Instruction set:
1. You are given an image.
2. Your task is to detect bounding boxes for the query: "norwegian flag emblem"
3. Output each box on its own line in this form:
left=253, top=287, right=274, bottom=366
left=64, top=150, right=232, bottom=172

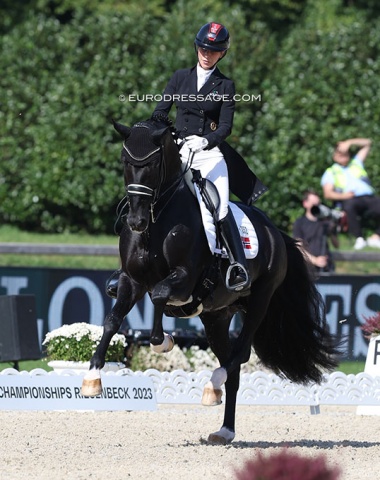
left=208, top=23, right=223, bottom=41
left=241, top=236, right=251, bottom=250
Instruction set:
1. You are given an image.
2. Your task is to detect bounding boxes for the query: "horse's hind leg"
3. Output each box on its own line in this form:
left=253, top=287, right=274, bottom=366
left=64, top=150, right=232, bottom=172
left=200, top=309, right=238, bottom=444
left=222, top=278, right=280, bottom=376
left=200, top=279, right=282, bottom=444
left=208, top=367, right=241, bottom=445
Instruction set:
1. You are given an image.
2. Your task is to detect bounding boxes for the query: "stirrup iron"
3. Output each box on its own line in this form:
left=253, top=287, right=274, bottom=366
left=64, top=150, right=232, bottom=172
left=225, top=262, right=250, bottom=292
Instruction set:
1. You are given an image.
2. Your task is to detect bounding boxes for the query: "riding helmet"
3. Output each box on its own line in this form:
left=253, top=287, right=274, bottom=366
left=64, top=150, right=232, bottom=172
left=194, top=22, right=230, bottom=52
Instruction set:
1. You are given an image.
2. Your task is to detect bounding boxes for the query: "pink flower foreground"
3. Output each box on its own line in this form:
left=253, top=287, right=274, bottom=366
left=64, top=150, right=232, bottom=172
left=361, top=311, right=380, bottom=339
left=235, top=449, right=341, bottom=480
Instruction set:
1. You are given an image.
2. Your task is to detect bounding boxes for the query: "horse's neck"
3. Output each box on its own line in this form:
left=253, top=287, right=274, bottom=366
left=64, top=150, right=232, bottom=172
left=162, top=155, right=183, bottom=187
left=162, top=137, right=183, bottom=180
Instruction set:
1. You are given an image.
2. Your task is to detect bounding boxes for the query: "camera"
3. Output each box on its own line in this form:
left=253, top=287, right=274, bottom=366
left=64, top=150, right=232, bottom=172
left=310, top=204, right=345, bottom=222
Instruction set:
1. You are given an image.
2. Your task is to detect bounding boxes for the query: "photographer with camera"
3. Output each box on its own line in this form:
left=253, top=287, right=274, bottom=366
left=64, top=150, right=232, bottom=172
left=321, top=137, right=380, bottom=250
left=293, top=189, right=337, bottom=273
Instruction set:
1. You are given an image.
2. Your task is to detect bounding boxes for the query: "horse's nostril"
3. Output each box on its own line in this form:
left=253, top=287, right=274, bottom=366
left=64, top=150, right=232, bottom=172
left=128, top=217, right=148, bottom=233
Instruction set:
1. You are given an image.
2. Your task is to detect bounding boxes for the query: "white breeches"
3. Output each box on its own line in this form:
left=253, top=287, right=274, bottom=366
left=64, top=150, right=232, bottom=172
left=180, top=143, right=229, bottom=221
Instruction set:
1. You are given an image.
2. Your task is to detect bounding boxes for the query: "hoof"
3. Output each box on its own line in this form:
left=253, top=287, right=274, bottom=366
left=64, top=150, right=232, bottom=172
left=81, top=378, right=102, bottom=397
left=150, top=333, right=174, bottom=353
left=201, top=381, right=222, bottom=406
left=207, top=427, right=235, bottom=445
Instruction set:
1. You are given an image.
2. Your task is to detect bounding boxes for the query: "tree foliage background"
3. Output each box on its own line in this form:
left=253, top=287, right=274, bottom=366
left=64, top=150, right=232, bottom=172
left=1, top=0, right=380, bottom=233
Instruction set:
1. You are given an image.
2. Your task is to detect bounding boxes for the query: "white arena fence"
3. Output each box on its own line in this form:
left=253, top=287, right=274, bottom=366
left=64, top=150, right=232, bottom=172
left=1, top=369, right=380, bottom=414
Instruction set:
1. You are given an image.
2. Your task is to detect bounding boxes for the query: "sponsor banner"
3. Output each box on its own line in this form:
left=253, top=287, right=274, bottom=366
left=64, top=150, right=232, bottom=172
left=357, top=336, right=380, bottom=415
left=0, top=373, right=156, bottom=411
left=0, top=267, right=379, bottom=360
left=316, top=275, right=380, bottom=360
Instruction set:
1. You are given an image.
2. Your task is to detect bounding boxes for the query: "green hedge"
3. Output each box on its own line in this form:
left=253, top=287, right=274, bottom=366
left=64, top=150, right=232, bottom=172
left=1, top=2, right=379, bottom=233
left=252, top=10, right=380, bottom=229
left=0, top=5, right=274, bottom=232
left=0, top=12, right=159, bottom=232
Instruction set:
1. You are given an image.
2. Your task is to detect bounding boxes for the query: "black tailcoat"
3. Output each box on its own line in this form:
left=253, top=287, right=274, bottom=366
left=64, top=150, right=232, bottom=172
left=154, top=66, right=267, bottom=204
left=154, top=66, right=234, bottom=149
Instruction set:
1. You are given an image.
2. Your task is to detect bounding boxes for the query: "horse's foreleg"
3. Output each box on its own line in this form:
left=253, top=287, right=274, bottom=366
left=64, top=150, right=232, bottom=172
left=81, top=277, right=144, bottom=397
left=149, top=302, right=175, bottom=353
left=81, top=308, right=126, bottom=396
left=150, top=332, right=174, bottom=353
left=150, top=266, right=192, bottom=353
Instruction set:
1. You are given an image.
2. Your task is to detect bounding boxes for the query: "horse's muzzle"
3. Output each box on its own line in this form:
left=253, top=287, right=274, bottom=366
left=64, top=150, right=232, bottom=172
left=127, top=216, right=149, bottom=233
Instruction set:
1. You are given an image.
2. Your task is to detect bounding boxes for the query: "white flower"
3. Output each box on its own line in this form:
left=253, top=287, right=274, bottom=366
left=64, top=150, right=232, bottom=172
left=43, top=323, right=126, bottom=347
left=43, top=322, right=127, bottom=362
left=131, top=344, right=260, bottom=373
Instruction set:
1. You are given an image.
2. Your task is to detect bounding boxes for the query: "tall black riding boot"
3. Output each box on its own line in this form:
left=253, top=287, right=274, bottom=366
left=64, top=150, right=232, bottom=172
left=218, top=207, right=251, bottom=293
left=105, top=269, right=122, bottom=299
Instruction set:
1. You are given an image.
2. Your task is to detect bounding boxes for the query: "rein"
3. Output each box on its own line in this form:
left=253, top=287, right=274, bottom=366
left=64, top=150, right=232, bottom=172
left=148, top=145, right=195, bottom=223
left=149, top=174, right=183, bottom=223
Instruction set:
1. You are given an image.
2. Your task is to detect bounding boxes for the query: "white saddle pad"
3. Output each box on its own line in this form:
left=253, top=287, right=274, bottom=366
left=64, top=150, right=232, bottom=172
left=195, top=186, right=259, bottom=259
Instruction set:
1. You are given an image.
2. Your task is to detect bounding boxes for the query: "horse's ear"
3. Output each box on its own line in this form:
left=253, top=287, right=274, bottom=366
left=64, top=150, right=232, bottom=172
left=112, top=119, right=131, bottom=139
left=151, top=127, right=170, bottom=146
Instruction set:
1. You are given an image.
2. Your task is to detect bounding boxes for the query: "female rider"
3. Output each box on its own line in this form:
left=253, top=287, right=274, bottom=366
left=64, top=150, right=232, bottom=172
left=152, top=22, right=250, bottom=292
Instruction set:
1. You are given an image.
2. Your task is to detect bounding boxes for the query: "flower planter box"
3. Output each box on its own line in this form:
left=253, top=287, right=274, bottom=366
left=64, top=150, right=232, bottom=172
left=48, top=360, right=124, bottom=374
left=42, top=322, right=126, bottom=366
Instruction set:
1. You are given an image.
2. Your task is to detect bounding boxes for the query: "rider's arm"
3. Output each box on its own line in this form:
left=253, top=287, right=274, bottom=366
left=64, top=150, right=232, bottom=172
left=204, top=79, right=235, bottom=149
left=152, top=71, right=179, bottom=117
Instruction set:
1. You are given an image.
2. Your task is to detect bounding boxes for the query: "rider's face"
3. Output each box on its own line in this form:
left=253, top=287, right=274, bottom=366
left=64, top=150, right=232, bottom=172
left=197, top=47, right=223, bottom=70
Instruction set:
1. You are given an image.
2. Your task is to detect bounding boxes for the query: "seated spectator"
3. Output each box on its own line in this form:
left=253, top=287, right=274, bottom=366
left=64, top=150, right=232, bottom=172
left=321, top=137, right=380, bottom=250
left=293, top=189, right=336, bottom=273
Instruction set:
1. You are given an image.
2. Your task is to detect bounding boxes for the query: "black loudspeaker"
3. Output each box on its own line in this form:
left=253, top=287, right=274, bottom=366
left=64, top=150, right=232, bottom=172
left=0, top=295, right=41, bottom=362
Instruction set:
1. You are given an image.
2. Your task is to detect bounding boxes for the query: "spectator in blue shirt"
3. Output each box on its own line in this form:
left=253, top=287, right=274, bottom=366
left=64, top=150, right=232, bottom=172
left=321, top=138, right=380, bottom=250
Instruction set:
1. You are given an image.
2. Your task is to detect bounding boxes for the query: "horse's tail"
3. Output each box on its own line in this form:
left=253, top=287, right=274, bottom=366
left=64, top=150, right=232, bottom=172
left=252, top=232, right=341, bottom=384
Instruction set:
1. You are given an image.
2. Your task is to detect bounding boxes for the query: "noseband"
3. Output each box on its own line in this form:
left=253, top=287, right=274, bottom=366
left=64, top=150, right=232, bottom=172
left=126, top=183, right=155, bottom=198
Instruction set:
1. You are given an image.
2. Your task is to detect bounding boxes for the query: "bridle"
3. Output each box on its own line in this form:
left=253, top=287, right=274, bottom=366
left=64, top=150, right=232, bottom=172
left=120, top=129, right=190, bottom=225
left=126, top=183, right=155, bottom=198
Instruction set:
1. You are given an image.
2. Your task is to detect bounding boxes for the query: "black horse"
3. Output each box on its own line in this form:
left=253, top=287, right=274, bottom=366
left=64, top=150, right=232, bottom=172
left=81, top=117, right=339, bottom=444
